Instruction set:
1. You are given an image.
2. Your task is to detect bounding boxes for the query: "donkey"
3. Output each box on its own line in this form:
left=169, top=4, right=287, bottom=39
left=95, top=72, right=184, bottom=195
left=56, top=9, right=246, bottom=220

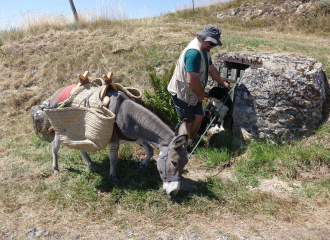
left=36, top=85, right=189, bottom=198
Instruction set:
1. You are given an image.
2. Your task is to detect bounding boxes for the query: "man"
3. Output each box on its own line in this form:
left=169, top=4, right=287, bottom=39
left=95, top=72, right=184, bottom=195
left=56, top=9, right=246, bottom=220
left=167, top=24, right=230, bottom=147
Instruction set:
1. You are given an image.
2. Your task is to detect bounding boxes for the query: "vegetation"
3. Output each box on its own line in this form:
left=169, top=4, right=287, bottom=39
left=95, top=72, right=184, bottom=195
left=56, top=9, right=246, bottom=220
left=0, top=0, right=329, bottom=238
left=144, top=65, right=179, bottom=126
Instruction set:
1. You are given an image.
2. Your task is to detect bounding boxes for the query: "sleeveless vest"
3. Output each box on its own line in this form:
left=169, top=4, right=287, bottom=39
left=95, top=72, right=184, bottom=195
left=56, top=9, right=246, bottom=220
left=168, top=38, right=211, bottom=106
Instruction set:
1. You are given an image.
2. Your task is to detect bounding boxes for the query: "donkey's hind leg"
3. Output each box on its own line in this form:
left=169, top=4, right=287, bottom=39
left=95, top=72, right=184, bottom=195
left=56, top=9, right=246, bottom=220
left=80, top=152, right=97, bottom=171
left=51, top=134, right=61, bottom=174
left=135, top=139, right=154, bottom=169
left=109, top=136, right=119, bottom=184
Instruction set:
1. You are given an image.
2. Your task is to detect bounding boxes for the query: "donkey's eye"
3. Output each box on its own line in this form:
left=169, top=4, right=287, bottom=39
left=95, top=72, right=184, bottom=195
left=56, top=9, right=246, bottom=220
left=171, top=161, right=178, bottom=167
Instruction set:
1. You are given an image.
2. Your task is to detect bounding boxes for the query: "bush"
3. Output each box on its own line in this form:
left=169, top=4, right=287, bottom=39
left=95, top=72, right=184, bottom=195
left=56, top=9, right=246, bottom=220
left=144, top=65, right=179, bottom=127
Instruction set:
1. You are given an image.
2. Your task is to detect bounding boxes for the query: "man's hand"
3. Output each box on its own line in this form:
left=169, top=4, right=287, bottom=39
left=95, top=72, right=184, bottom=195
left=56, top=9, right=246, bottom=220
left=209, top=64, right=231, bottom=92
left=223, top=81, right=231, bottom=92
left=187, top=72, right=206, bottom=102
left=198, top=92, right=206, bottom=103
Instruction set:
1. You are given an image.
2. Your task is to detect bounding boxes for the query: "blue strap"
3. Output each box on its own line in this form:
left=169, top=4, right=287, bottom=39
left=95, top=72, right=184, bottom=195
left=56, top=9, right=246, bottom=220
left=159, top=136, right=183, bottom=182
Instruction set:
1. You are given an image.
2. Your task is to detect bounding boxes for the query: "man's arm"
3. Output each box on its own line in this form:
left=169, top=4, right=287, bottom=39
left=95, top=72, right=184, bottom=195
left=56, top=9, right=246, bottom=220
left=187, top=72, right=206, bottom=103
left=209, top=64, right=231, bottom=91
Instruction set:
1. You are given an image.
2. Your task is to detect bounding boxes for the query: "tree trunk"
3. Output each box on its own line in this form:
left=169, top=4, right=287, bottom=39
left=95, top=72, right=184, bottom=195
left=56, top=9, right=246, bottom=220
left=68, top=0, right=79, bottom=23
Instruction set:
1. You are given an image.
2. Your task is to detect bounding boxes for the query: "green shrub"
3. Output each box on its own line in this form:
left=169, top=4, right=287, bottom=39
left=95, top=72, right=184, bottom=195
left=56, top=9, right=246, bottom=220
left=144, top=65, right=179, bottom=127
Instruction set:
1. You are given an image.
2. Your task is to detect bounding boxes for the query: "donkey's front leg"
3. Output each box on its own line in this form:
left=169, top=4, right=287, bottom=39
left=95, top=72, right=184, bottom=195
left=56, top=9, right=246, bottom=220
left=135, top=139, right=154, bottom=168
left=109, top=137, right=119, bottom=184
left=79, top=152, right=97, bottom=171
left=51, top=134, right=61, bottom=174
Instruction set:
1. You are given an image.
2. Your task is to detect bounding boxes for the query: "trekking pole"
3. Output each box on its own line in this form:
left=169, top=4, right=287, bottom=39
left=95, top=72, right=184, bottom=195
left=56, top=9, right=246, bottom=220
left=188, top=78, right=241, bottom=159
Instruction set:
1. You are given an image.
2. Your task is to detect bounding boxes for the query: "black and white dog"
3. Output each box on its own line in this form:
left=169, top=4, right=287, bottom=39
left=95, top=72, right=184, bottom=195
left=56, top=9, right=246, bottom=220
left=198, top=87, right=232, bottom=135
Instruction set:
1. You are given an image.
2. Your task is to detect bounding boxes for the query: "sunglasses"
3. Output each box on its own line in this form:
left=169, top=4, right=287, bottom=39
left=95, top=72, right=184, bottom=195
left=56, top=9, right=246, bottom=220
left=209, top=42, right=217, bottom=47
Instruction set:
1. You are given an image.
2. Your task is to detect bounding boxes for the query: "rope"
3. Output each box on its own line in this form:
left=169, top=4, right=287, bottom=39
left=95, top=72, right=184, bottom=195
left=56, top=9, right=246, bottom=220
left=188, top=79, right=241, bottom=159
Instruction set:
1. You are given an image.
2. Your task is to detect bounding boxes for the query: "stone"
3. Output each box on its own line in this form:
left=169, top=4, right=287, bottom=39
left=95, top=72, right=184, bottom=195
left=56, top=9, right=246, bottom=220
left=126, top=229, right=134, bottom=236
left=27, top=228, right=36, bottom=237
left=296, top=4, right=307, bottom=15
left=214, top=52, right=328, bottom=143
left=194, top=231, right=200, bottom=238
left=35, top=229, right=46, bottom=237
left=220, top=234, right=228, bottom=239
left=214, top=0, right=318, bottom=23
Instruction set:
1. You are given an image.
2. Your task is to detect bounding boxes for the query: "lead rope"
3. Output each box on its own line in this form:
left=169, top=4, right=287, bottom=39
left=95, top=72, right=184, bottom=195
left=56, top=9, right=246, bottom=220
left=188, top=79, right=241, bottom=159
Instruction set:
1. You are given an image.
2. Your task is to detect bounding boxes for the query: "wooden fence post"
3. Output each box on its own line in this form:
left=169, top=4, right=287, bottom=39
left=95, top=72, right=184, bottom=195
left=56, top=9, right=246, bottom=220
left=69, top=0, right=79, bottom=23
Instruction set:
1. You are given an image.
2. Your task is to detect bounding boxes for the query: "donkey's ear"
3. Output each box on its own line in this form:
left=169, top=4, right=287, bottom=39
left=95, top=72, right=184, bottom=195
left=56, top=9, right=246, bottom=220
left=172, top=135, right=188, bottom=149
left=177, top=118, right=188, bottom=136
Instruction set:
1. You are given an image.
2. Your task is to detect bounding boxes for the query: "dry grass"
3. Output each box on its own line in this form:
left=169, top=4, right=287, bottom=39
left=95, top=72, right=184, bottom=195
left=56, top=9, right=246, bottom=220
left=0, top=0, right=330, bottom=238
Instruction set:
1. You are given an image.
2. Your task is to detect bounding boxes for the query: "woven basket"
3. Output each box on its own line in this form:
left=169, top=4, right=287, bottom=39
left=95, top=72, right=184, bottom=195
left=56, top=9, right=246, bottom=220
left=114, top=83, right=142, bottom=101
left=44, top=82, right=115, bottom=152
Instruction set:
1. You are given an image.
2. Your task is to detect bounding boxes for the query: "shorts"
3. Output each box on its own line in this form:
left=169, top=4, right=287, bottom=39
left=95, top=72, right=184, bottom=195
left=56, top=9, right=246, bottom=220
left=171, top=94, right=203, bottom=123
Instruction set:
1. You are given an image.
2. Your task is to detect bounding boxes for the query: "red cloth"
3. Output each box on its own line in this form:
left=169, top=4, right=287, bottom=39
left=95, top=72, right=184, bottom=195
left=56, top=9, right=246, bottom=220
left=58, top=84, right=77, bottom=103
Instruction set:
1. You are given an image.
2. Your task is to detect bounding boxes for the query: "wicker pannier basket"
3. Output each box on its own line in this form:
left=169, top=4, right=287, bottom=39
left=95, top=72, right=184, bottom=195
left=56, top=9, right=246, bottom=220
left=44, top=82, right=115, bottom=152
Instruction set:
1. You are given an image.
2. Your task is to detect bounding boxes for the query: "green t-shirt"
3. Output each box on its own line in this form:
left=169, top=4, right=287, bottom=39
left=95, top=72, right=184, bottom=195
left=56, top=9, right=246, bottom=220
left=184, top=49, right=212, bottom=88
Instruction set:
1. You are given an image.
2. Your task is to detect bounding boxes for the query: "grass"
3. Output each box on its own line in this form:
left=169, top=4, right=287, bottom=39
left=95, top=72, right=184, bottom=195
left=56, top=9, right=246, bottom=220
left=236, top=140, right=330, bottom=181
left=0, top=0, right=330, bottom=237
left=0, top=137, right=283, bottom=222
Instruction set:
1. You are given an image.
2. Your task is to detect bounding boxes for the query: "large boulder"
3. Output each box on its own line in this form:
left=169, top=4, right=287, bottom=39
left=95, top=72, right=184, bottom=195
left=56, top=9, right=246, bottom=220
left=213, top=52, right=328, bottom=143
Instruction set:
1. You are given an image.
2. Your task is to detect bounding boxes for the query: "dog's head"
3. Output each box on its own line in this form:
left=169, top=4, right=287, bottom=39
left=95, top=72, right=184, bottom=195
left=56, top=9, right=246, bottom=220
left=206, top=87, right=228, bottom=101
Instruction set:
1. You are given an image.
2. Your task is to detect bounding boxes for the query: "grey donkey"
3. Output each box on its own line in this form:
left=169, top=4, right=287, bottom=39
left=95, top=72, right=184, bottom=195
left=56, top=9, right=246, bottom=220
left=31, top=88, right=189, bottom=198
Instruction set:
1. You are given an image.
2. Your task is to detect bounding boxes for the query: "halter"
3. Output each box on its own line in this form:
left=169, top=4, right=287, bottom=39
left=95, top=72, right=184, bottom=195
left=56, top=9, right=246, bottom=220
left=158, top=136, right=183, bottom=182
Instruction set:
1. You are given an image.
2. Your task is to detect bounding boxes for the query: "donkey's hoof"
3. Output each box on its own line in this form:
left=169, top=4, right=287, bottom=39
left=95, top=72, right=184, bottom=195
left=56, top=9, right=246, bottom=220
left=88, top=164, right=97, bottom=171
left=134, top=161, right=146, bottom=169
left=53, top=170, right=59, bottom=175
left=109, top=176, right=119, bottom=184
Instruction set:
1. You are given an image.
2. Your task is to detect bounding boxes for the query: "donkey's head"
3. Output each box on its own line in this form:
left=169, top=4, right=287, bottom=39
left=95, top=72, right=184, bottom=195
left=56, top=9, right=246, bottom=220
left=157, top=120, right=188, bottom=199
left=30, top=99, right=55, bottom=143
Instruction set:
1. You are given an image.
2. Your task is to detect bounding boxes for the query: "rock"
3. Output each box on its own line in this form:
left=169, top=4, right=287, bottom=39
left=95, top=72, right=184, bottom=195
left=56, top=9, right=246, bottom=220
left=35, top=229, right=47, bottom=237
left=215, top=0, right=318, bottom=22
left=214, top=52, right=328, bottom=143
left=194, top=231, right=200, bottom=238
left=228, top=9, right=236, bottom=16
left=220, top=234, right=228, bottom=239
left=126, top=229, right=134, bottom=236
left=27, top=228, right=36, bottom=237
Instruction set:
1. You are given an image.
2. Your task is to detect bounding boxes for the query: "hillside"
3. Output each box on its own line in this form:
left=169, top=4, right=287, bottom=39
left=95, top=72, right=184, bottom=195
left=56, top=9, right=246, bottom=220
left=0, top=0, right=330, bottom=239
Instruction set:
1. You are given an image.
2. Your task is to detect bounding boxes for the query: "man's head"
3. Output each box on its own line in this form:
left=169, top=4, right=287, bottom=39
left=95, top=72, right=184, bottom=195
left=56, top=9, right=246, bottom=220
left=196, top=24, right=222, bottom=52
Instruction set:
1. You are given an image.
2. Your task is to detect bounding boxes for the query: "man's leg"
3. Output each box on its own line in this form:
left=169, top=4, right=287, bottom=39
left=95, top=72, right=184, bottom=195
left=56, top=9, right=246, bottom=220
left=171, top=94, right=203, bottom=138
left=187, top=114, right=203, bottom=139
